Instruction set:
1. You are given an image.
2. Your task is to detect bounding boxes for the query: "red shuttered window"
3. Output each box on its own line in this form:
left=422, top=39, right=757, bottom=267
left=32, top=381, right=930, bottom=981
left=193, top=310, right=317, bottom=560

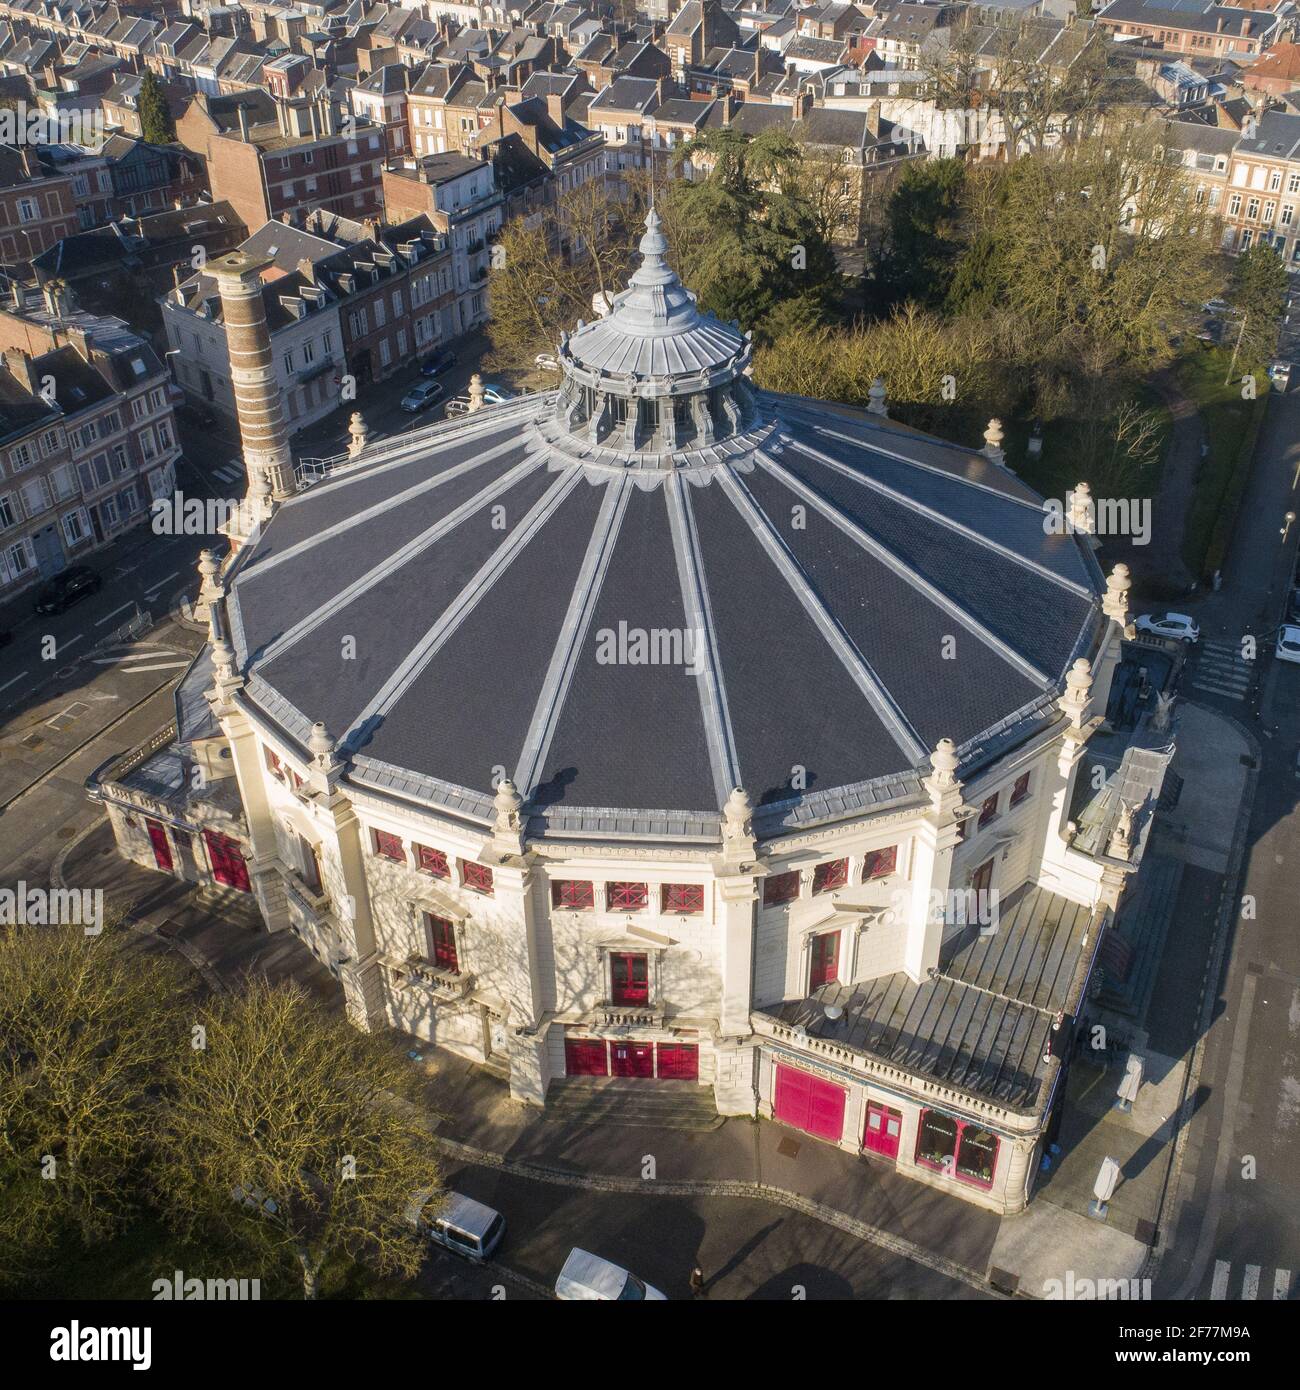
left=460, top=860, right=494, bottom=895
left=977, top=793, right=999, bottom=829
left=1010, top=772, right=1031, bottom=807
left=424, top=913, right=458, bottom=972
left=552, top=879, right=594, bottom=910
left=862, top=845, right=897, bottom=881
left=263, top=746, right=283, bottom=780
left=812, top=858, right=848, bottom=894
left=662, top=882, right=704, bottom=915
left=606, top=881, right=648, bottom=912
left=415, top=844, right=450, bottom=877
left=373, top=829, right=404, bottom=862
left=763, top=870, right=801, bottom=906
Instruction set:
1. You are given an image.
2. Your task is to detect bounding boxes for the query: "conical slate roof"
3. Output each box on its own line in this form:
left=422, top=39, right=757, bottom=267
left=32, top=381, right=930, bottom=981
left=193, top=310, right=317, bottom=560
left=226, top=221, right=1103, bottom=836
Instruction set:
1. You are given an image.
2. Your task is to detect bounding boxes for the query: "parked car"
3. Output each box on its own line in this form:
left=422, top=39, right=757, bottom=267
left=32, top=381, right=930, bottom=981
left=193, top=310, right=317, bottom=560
left=1276, top=624, right=1300, bottom=665
left=401, top=380, right=445, bottom=413
left=425, top=1193, right=505, bottom=1263
left=1268, top=360, right=1292, bottom=391
left=33, top=565, right=101, bottom=615
left=420, top=349, right=458, bottom=377
left=554, top=1248, right=666, bottom=1301
left=1134, top=611, right=1200, bottom=644
left=534, top=353, right=558, bottom=371
left=481, top=383, right=514, bottom=404
left=1289, top=587, right=1300, bottom=623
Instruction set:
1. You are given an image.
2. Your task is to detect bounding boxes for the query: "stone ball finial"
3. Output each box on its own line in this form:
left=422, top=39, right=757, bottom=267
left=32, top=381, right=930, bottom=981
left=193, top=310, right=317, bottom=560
left=867, top=376, right=888, bottom=416
left=493, top=778, right=523, bottom=834
left=929, top=737, right=959, bottom=785
left=984, top=418, right=1004, bottom=448
left=197, top=547, right=221, bottom=581
left=1066, top=657, right=1093, bottom=696
left=1104, top=561, right=1132, bottom=622
left=347, top=411, right=369, bottom=458
left=1108, top=562, right=1131, bottom=593
left=468, top=373, right=485, bottom=412
left=248, top=468, right=271, bottom=499
left=308, top=720, right=336, bottom=767
left=210, top=635, right=235, bottom=676
left=722, top=785, right=754, bottom=845
left=1069, top=481, right=1096, bottom=535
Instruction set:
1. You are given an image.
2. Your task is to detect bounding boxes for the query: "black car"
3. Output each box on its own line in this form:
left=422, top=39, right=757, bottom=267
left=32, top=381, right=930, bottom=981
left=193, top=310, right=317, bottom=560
left=33, top=565, right=102, bottom=615
left=420, top=350, right=458, bottom=378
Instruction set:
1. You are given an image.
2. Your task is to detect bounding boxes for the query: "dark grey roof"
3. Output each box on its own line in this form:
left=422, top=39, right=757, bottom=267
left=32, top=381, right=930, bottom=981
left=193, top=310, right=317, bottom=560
left=761, top=884, right=1100, bottom=1111
left=226, top=235, right=1101, bottom=832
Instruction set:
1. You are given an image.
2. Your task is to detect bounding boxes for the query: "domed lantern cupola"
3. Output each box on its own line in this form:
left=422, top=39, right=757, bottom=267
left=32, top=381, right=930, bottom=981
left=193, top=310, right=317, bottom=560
left=551, top=207, right=756, bottom=458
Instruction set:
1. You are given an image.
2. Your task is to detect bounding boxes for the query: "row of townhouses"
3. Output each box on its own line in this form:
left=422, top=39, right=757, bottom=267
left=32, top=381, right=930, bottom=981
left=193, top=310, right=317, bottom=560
left=0, top=282, right=178, bottom=596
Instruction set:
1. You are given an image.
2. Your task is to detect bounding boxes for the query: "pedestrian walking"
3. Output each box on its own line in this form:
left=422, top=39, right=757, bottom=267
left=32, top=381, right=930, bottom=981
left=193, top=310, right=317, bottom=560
left=689, top=1265, right=705, bottom=1298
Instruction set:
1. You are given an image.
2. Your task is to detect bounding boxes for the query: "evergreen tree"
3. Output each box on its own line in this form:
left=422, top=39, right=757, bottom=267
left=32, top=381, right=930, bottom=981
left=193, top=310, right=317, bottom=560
left=138, top=70, right=175, bottom=144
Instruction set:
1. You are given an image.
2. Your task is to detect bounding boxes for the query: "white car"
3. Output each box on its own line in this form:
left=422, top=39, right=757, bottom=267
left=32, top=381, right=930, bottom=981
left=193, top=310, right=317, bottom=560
left=1268, top=361, right=1292, bottom=391
left=1277, top=624, right=1300, bottom=664
left=554, top=1248, right=667, bottom=1301
left=534, top=353, right=558, bottom=371
left=1134, top=612, right=1200, bottom=644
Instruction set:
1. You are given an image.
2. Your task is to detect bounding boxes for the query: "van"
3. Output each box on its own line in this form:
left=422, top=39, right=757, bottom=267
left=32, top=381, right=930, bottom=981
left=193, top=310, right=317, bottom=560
left=426, top=1192, right=505, bottom=1262
left=554, top=1247, right=667, bottom=1301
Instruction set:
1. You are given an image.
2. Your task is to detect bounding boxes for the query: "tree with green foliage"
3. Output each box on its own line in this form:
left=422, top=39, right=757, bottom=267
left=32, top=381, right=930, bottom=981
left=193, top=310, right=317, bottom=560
left=870, top=158, right=969, bottom=314
left=156, top=977, right=441, bottom=1300
left=138, top=69, right=175, bottom=144
left=665, top=126, right=842, bottom=343
left=1225, top=242, right=1288, bottom=373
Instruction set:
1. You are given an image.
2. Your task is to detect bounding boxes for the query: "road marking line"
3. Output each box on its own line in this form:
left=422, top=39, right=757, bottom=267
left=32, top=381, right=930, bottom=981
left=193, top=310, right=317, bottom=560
left=1242, top=1264, right=1260, bottom=1300
left=1210, top=1260, right=1230, bottom=1300
left=94, top=602, right=133, bottom=627
left=1275, top=1268, right=1292, bottom=1300
left=144, top=569, right=179, bottom=595
left=0, top=669, right=30, bottom=694
left=59, top=633, right=84, bottom=650
left=214, top=467, right=239, bottom=482
left=118, top=660, right=192, bottom=673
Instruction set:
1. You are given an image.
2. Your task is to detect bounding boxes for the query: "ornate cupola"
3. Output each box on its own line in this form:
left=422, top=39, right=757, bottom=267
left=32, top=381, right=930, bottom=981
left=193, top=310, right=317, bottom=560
left=548, top=207, right=757, bottom=458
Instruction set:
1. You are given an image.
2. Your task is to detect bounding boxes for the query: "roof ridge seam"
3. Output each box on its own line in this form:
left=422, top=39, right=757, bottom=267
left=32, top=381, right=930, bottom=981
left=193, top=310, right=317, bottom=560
left=721, top=459, right=927, bottom=767
left=758, top=450, right=1054, bottom=690
left=512, top=474, right=633, bottom=801
left=666, top=470, right=742, bottom=806
left=795, top=430, right=1094, bottom=599
left=340, top=466, right=584, bottom=752
left=253, top=451, right=545, bottom=669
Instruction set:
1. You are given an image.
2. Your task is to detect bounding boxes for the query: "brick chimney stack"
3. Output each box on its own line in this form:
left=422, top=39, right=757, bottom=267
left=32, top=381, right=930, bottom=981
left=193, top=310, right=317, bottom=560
left=209, top=251, right=295, bottom=502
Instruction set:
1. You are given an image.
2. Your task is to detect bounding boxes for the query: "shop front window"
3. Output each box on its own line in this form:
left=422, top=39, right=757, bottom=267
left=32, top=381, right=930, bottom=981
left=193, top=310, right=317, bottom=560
left=915, top=1109, right=999, bottom=1189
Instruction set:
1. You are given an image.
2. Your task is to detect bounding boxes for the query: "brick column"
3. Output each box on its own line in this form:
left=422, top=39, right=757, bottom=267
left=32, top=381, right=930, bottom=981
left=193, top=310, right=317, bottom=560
left=210, top=250, right=295, bottom=501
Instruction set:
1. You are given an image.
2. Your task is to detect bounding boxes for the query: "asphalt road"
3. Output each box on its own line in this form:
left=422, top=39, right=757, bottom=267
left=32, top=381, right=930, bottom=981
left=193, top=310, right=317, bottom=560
left=1152, top=381, right=1300, bottom=1303
left=431, top=1163, right=988, bottom=1301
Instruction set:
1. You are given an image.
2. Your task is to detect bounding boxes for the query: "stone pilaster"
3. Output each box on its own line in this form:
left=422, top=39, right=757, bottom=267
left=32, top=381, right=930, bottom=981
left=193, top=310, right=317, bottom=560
left=903, top=739, right=965, bottom=982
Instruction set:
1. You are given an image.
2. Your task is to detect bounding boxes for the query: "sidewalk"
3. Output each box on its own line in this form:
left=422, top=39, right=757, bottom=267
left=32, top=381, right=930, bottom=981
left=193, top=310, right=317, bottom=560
left=986, top=700, right=1256, bottom=1297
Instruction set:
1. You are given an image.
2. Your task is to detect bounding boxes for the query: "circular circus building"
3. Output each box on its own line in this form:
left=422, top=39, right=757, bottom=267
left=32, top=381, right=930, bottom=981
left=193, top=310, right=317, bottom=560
left=98, top=216, right=1167, bottom=1214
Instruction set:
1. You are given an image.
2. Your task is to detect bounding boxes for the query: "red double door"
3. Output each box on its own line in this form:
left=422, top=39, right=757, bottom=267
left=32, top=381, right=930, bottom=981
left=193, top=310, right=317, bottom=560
left=863, top=1101, right=903, bottom=1160
left=773, top=1064, right=845, bottom=1143
left=610, top=1041, right=654, bottom=1077
left=145, top=820, right=172, bottom=872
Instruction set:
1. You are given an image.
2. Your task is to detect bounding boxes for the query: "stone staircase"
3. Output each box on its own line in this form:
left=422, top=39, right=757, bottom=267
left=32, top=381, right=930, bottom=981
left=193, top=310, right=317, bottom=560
left=542, top=1078, right=724, bottom=1131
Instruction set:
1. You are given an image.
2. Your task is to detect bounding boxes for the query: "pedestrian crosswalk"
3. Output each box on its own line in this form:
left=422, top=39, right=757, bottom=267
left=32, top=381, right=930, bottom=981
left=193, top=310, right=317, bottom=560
left=1187, top=638, right=1253, bottom=702
left=1210, top=1260, right=1294, bottom=1300
left=212, top=460, right=245, bottom=485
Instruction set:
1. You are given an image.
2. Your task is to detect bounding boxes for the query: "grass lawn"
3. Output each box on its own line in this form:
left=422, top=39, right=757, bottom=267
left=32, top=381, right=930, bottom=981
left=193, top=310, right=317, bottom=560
left=1177, top=346, right=1268, bottom=581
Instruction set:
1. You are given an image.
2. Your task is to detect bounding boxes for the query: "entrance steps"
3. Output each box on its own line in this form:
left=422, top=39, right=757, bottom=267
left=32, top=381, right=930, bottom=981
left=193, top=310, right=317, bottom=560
left=543, top=1077, right=724, bottom=1131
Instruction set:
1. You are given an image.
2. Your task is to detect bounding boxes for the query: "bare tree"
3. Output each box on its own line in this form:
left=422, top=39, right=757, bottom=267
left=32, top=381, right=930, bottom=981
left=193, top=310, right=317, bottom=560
left=0, top=921, right=194, bottom=1279
left=157, top=977, right=441, bottom=1299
